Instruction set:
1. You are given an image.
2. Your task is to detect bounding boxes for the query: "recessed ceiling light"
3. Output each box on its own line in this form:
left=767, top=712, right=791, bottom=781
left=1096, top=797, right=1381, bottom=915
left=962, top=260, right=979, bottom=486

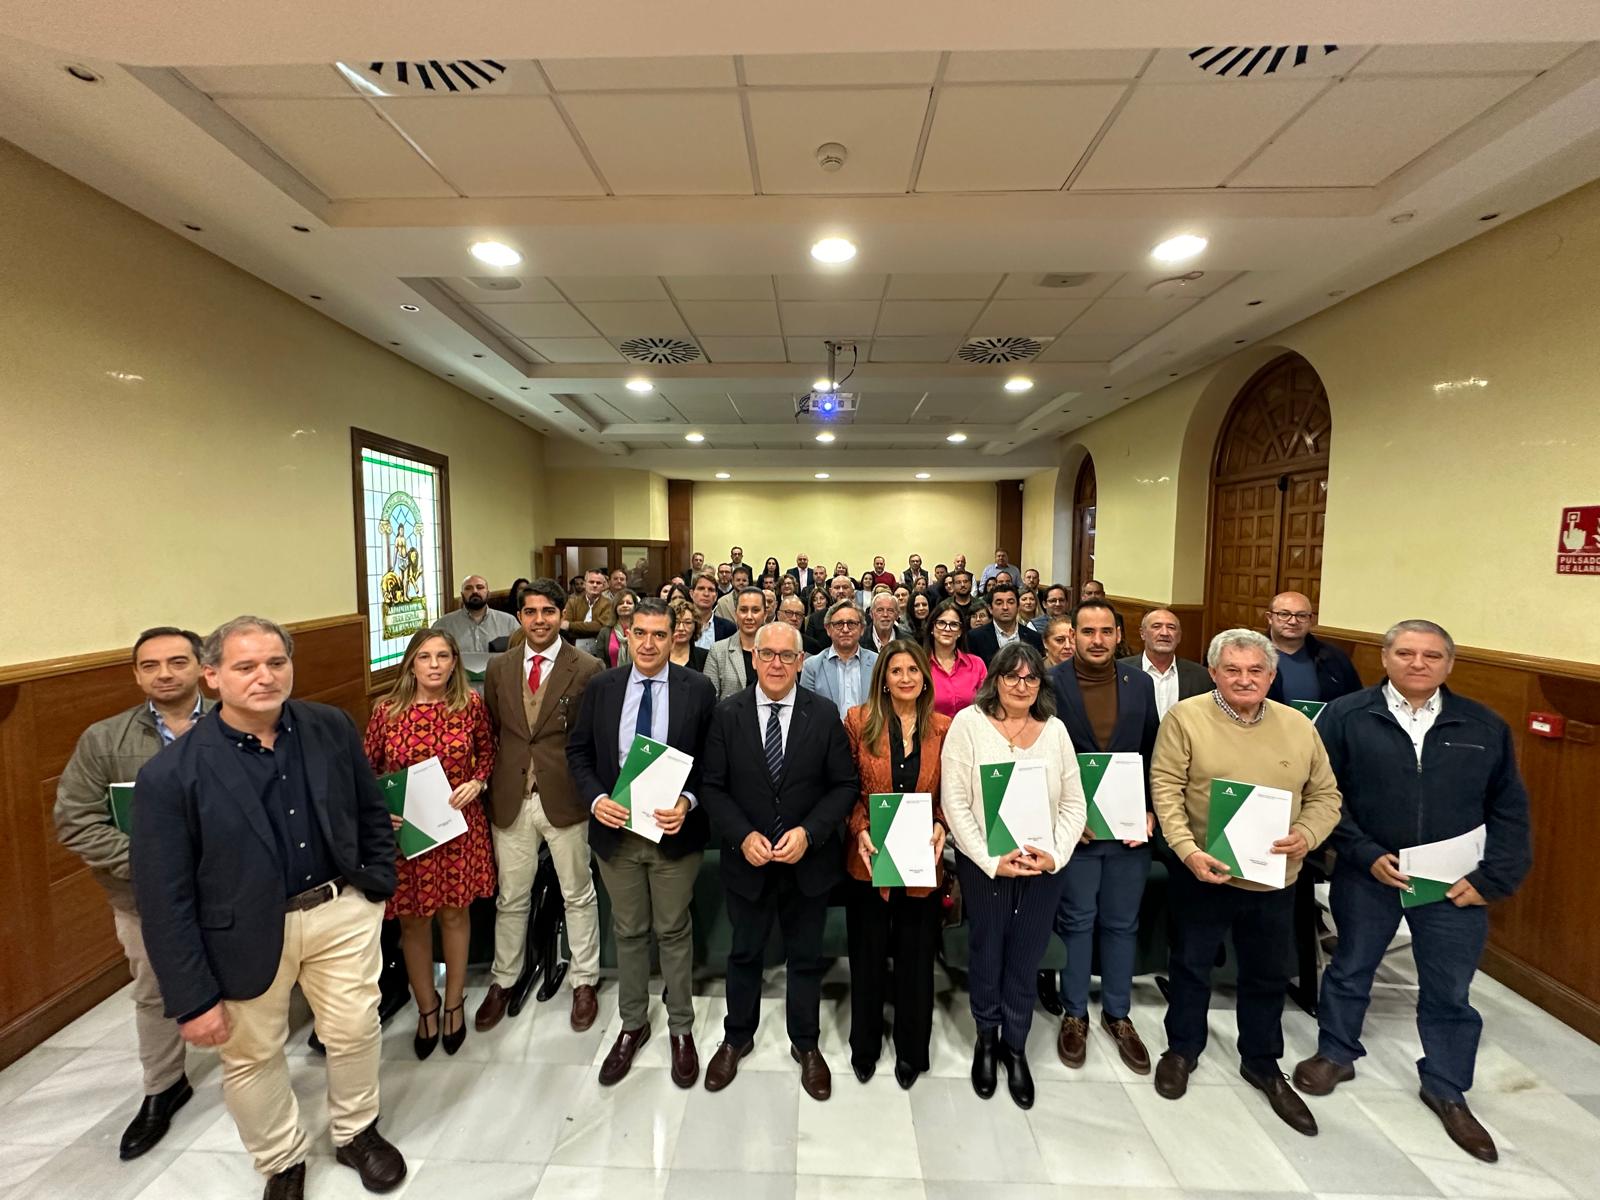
left=1479, top=212, right=1501, bottom=222
left=684, top=432, right=705, bottom=443
left=472, top=353, right=485, bottom=358
left=813, top=377, right=836, bottom=391
left=626, top=378, right=653, bottom=393
left=810, top=237, right=856, bottom=264
left=308, top=294, right=322, bottom=301
left=1151, top=234, right=1207, bottom=263
left=469, top=240, right=522, bottom=268
left=389, top=341, right=401, bottom=346
left=400, top=304, right=420, bottom=312
left=915, top=472, right=931, bottom=480
left=1004, top=376, right=1034, bottom=393
left=715, top=472, right=731, bottom=479
left=814, top=472, right=831, bottom=479
left=946, top=432, right=967, bottom=443
left=1246, top=299, right=1262, bottom=307
left=815, top=431, right=835, bottom=443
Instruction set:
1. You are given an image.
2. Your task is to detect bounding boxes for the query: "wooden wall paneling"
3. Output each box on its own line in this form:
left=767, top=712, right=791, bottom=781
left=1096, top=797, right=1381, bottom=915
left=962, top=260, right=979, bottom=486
left=668, top=479, right=694, bottom=579
left=0, top=614, right=369, bottom=1069
left=995, top=479, right=1023, bottom=565
left=1106, top=597, right=1207, bottom=665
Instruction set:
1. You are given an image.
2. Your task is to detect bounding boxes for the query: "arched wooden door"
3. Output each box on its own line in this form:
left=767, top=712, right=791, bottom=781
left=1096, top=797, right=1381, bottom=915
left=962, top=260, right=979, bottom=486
left=1205, top=354, right=1332, bottom=636
left=1072, top=456, right=1097, bottom=598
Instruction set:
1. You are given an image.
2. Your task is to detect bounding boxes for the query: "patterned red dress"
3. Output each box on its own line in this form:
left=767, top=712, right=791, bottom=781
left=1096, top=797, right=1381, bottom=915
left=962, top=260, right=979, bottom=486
left=363, top=694, right=497, bottom=919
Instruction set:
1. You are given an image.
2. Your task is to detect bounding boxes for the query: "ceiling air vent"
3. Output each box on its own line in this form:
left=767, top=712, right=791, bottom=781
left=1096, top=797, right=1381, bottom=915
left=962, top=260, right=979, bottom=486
left=358, top=60, right=509, bottom=92
left=958, top=336, right=1043, bottom=365
left=1188, top=45, right=1339, bottom=77
left=1038, top=273, right=1093, bottom=289
left=619, top=336, right=703, bottom=365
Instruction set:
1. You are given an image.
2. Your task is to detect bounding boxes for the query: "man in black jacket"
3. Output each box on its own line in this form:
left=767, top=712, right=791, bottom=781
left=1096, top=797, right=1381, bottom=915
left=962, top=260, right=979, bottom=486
left=1292, top=620, right=1531, bottom=1164
left=698, top=621, right=858, bottom=1101
left=566, top=600, right=718, bottom=1089
left=1263, top=591, right=1361, bottom=709
left=968, top=581, right=1044, bottom=665
left=1118, top=608, right=1211, bottom=721
left=132, top=616, right=404, bottom=1199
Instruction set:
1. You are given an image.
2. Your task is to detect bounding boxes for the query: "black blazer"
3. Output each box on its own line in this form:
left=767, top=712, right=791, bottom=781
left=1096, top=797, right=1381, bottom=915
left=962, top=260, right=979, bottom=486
left=131, top=701, right=396, bottom=1020
left=565, top=664, right=718, bottom=861
left=968, top=621, right=1044, bottom=666
left=706, top=615, right=736, bottom=643
left=1049, top=663, right=1160, bottom=809
left=1116, top=653, right=1212, bottom=701
left=786, top=565, right=819, bottom=595
left=1265, top=633, right=1362, bottom=704
left=700, top=686, right=859, bottom=900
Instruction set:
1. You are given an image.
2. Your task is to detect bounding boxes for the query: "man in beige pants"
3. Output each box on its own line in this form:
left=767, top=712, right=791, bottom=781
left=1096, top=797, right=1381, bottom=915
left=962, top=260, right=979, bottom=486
left=477, top=579, right=604, bottom=1033
left=54, top=627, right=213, bottom=1161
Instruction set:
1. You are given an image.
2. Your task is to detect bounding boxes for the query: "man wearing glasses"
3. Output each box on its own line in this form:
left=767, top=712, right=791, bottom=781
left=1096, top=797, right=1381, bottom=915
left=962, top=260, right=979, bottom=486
left=1263, top=592, right=1362, bottom=706
left=799, top=600, right=878, bottom=719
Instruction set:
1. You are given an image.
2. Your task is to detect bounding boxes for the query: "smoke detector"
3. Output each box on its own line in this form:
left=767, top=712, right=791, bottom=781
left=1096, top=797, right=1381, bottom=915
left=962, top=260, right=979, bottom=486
left=816, top=142, right=848, bottom=172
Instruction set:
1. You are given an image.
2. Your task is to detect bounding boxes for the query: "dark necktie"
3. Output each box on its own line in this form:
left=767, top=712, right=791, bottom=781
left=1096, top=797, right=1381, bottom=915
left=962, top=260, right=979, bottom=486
left=764, top=701, right=786, bottom=839
left=635, top=678, right=654, bottom=739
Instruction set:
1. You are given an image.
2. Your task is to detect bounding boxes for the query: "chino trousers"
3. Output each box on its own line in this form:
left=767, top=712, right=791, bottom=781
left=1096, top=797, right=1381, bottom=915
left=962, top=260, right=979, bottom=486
left=1317, top=864, right=1489, bottom=1103
left=957, top=851, right=1066, bottom=1052
left=112, top=907, right=188, bottom=1094
left=491, top=792, right=599, bottom=990
left=595, top=837, right=700, bottom=1034
left=1054, top=839, right=1152, bottom=1021
left=845, top=881, right=941, bottom=1071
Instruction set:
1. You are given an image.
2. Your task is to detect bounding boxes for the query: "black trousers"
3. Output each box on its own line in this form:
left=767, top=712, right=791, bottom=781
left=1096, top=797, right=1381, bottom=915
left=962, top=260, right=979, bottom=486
left=1164, top=867, right=1296, bottom=1073
left=957, top=851, right=1065, bottom=1052
left=845, top=880, right=941, bottom=1070
left=723, top=866, right=830, bottom=1051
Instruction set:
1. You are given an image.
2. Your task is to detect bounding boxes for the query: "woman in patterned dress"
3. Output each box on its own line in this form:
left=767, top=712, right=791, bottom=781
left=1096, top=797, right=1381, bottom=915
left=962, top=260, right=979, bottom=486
left=364, top=628, right=496, bottom=1058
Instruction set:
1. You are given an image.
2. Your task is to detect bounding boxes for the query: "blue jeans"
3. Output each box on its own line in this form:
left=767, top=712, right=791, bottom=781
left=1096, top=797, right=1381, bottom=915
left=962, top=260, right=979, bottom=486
left=1054, top=839, right=1151, bottom=1020
left=1317, top=865, right=1489, bottom=1103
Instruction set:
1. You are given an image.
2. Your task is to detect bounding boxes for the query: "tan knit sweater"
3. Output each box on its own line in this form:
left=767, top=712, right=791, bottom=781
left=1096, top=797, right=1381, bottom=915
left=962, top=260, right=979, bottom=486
left=1151, top=694, right=1342, bottom=891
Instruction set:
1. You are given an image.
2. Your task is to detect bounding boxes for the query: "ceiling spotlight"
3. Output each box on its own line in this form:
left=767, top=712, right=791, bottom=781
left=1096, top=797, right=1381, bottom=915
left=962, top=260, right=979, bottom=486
left=469, top=240, right=521, bottom=268
left=915, top=472, right=931, bottom=480
left=810, top=237, right=856, bottom=264
left=813, top=377, right=836, bottom=391
left=715, top=472, right=731, bottom=479
left=626, top=378, right=654, bottom=393
left=946, top=432, right=968, bottom=443
left=684, top=432, right=705, bottom=443
left=400, top=304, right=420, bottom=312
left=814, top=472, right=831, bottom=479
left=1151, top=234, right=1208, bottom=263
left=1004, top=376, right=1034, bottom=393
left=815, top=431, right=835, bottom=443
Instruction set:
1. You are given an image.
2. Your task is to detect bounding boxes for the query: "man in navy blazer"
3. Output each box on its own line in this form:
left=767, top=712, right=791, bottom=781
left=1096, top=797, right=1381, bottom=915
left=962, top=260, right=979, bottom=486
left=566, top=600, right=719, bottom=1089
left=132, top=616, right=403, bottom=1199
left=698, top=622, right=859, bottom=1101
left=1043, top=599, right=1160, bottom=1078
left=968, top=581, right=1044, bottom=665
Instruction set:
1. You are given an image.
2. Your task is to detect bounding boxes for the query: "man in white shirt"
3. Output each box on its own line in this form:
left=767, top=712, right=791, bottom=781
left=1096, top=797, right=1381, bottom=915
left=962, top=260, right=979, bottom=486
left=969, top=582, right=1044, bottom=665
left=800, top=600, right=877, bottom=717
left=1118, top=608, right=1210, bottom=720
left=433, top=575, right=520, bottom=689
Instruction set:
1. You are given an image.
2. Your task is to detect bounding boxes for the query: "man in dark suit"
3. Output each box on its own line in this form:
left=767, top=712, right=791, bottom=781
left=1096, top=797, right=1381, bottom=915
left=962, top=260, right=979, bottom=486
left=699, top=622, right=858, bottom=1101
left=566, top=600, right=718, bottom=1089
left=132, top=616, right=404, bottom=1199
left=967, top=581, right=1044, bottom=665
left=1263, top=591, right=1362, bottom=708
left=787, top=553, right=820, bottom=598
left=901, top=552, right=929, bottom=590
left=1042, top=600, right=1161, bottom=1076
left=1118, top=608, right=1211, bottom=721
left=689, top=572, right=735, bottom=648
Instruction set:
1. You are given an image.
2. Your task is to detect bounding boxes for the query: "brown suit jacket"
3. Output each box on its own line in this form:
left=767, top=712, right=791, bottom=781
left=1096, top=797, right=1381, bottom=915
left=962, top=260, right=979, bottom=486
left=843, top=705, right=952, bottom=898
left=484, top=640, right=603, bottom=828
left=562, top=594, right=614, bottom=638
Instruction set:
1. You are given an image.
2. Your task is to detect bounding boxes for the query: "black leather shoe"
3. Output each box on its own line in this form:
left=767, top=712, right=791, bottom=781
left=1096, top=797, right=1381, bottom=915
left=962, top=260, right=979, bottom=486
left=997, top=1041, right=1035, bottom=1109
left=119, top=1076, right=192, bottom=1160
left=1241, top=1064, right=1319, bottom=1136
left=894, top=1059, right=919, bottom=1090
left=334, top=1120, right=407, bottom=1193
left=1154, top=1050, right=1196, bottom=1100
left=971, top=1028, right=998, bottom=1099
left=1036, top=969, right=1063, bottom=1017
left=263, top=1161, right=305, bottom=1200
left=851, top=1058, right=876, bottom=1084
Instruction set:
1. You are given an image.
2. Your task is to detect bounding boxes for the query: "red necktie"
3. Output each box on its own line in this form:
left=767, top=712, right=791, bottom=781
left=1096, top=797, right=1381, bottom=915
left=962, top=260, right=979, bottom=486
left=527, top=653, right=544, bottom=694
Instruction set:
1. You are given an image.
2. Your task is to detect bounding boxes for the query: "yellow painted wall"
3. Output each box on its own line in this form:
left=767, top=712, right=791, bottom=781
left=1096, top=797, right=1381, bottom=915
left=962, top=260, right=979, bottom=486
left=542, top=468, right=668, bottom=541
left=1021, top=469, right=1060, bottom=584
left=0, top=141, right=546, bottom=665
left=1065, top=178, right=1600, bottom=662
left=692, top=482, right=997, bottom=575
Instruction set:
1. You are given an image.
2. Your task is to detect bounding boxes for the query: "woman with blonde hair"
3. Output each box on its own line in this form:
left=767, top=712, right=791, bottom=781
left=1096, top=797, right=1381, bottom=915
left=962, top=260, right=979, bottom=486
left=666, top=597, right=709, bottom=671
left=363, top=627, right=496, bottom=1058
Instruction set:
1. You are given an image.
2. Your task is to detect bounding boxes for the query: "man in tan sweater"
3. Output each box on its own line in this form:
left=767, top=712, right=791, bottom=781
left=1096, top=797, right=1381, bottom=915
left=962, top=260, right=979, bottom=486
left=1150, top=628, right=1341, bottom=1137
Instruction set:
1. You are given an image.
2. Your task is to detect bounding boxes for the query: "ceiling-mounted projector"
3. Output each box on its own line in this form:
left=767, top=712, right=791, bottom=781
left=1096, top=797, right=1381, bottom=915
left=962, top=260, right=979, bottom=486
left=796, top=391, right=857, bottom=418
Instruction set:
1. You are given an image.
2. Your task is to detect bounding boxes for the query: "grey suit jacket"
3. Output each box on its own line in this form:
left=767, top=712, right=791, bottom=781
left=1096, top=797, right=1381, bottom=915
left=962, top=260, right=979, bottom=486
left=703, top=634, right=754, bottom=701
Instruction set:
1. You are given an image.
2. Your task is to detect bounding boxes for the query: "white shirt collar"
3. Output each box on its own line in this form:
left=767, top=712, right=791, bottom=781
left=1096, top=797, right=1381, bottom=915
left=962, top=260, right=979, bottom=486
left=628, top=663, right=668, bottom=688
left=523, top=637, right=562, bottom=667
left=756, top=684, right=797, bottom=709
left=1142, top=652, right=1177, bottom=677
left=1384, top=679, right=1441, bottom=715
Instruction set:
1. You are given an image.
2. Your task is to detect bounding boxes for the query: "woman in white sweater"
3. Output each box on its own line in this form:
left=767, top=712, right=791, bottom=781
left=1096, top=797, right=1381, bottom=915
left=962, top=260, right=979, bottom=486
left=942, top=641, right=1086, bottom=1110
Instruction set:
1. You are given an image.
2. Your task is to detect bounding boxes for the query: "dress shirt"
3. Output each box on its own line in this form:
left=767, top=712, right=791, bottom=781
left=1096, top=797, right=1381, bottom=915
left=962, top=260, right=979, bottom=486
left=1141, top=652, right=1181, bottom=720
left=695, top=614, right=719, bottom=650
left=805, top=645, right=872, bottom=714
left=434, top=604, right=519, bottom=654
left=217, top=713, right=338, bottom=896
left=754, top=685, right=797, bottom=757
left=1383, top=679, right=1442, bottom=765
left=993, top=622, right=1022, bottom=649
left=523, top=635, right=563, bottom=684
left=148, top=695, right=204, bottom=745
left=979, top=562, right=1028, bottom=586
left=606, top=664, right=697, bottom=812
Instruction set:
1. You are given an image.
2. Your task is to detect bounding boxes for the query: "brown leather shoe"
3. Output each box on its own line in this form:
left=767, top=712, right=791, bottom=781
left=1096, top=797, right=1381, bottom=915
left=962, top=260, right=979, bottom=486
left=792, top=1046, right=832, bottom=1101
left=669, top=1033, right=699, bottom=1088
left=570, top=984, right=598, bottom=1032
left=334, top=1120, right=407, bottom=1192
left=1292, top=1054, right=1355, bottom=1096
left=598, top=1025, right=651, bottom=1087
left=704, top=1040, right=753, bottom=1092
left=1241, top=1064, right=1318, bottom=1136
left=1419, top=1088, right=1498, bottom=1162
left=1056, top=1015, right=1088, bottom=1068
left=1154, top=1050, right=1196, bottom=1100
left=1101, top=1014, right=1151, bottom=1075
left=474, top=983, right=509, bottom=1033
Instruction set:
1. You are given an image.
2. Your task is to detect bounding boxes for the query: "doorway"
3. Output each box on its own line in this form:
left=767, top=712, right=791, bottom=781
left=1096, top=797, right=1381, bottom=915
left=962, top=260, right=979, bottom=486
left=1072, top=456, right=1097, bottom=599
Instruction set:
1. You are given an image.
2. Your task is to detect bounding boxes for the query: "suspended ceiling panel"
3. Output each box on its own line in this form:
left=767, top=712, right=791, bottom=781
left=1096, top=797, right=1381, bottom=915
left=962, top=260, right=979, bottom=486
left=915, top=83, right=1127, bottom=191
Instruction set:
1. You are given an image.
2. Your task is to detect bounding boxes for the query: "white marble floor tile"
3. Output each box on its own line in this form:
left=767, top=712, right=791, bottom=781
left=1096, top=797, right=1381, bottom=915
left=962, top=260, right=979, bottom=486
left=799, top=1177, right=927, bottom=1200
left=65, top=1071, right=226, bottom=1160
left=133, top=1149, right=256, bottom=1199
left=0, top=1141, right=63, bottom=1191
left=908, top=1074, right=1049, bottom=1183
left=1470, top=1088, right=1600, bottom=1198
left=1127, top=1082, right=1311, bottom=1193
left=431, top=1062, right=590, bottom=1164
left=402, top=1156, right=543, bottom=1199
left=532, top=1164, right=666, bottom=1200
left=797, top=1071, right=920, bottom=1178
left=459, top=984, right=618, bottom=1066
left=1027, top=1080, right=1180, bottom=1189
left=37, top=986, right=136, bottom=1050
left=0, top=1047, right=88, bottom=1109
left=549, top=1067, right=689, bottom=1170
left=672, top=1070, right=798, bottom=1174
left=1571, top=1092, right=1600, bottom=1121
left=1249, top=1088, right=1437, bottom=1195
left=666, top=1169, right=797, bottom=1200
left=0, top=1047, right=143, bottom=1146
left=9, top=1144, right=177, bottom=1200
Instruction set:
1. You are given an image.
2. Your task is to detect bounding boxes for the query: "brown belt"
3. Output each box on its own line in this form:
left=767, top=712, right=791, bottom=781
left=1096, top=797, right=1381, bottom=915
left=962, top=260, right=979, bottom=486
left=286, top=879, right=345, bottom=913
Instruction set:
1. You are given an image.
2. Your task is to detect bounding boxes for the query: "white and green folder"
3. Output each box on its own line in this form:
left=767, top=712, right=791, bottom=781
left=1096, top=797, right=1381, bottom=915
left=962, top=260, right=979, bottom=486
left=378, top=756, right=469, bottom=859
left=868, top=792, right=935, bottom=887
left=613, top=735, right=694, bottom=844
left=1078, top=752, right=1146, bottom=842
left=1398, top=824, right=1485, bottom=908
left=1206, top=778, right=1292, bottom=888
left=107, top=782, right=136, bottom=834
left=1285, top=699, right=1327, bottom=723
left=980, top=758, right=1052, bottom=858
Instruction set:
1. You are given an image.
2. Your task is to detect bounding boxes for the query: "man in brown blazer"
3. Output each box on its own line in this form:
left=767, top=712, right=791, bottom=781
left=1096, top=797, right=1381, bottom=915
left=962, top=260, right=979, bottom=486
left=562, top=568, right=615, bottom=658
left=476, top=579, right=604, bottom=1034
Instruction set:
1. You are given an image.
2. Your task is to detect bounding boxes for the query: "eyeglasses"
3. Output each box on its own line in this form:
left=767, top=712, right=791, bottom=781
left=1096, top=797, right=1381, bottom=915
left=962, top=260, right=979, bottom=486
left=933, top=620, right=962, bottom=631
left=999, top=673, right=1041, bottom=689
left=754, top=648, right=801, bottom=664
left=1267, top=610, right=1315, bottom=622
left=828, top=618, right=862, bottom=630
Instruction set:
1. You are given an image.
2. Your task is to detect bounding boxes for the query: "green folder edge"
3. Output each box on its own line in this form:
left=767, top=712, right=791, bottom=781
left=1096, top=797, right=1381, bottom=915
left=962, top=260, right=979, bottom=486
left=378, top=766, right=440, bottom=860
left=1401, top=876, right=1455, bottom=908
left=980, top=761, right=1020, bottom=857
left=1287, top=699, right=1326, bottom=722
left=1206, top=778, right=1250, bottom=876
left=108, top=784, right=135, bottom=834
left=869, top=793, right=906, bottom=887
left=1077, top=754, right=1116, bottom=840
left=612, top=735, right=672, bottom=818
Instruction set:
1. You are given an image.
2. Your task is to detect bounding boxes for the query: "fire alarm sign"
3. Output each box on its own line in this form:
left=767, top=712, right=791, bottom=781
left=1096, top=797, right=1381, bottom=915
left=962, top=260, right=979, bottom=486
left=1556, top=506, right=1600, bottom=575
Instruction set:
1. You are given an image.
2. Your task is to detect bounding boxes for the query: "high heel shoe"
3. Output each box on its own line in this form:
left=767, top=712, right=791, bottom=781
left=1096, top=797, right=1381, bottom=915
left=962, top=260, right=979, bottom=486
left=413, top=1001, right=441, bottom=1061
left=442, top=1001, right=467, bottom=1056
